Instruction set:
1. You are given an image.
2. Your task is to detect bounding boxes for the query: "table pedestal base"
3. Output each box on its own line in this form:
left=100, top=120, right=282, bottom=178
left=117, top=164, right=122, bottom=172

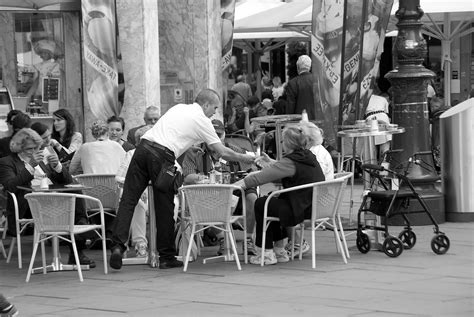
left=32, top=258, right=90, bottom=274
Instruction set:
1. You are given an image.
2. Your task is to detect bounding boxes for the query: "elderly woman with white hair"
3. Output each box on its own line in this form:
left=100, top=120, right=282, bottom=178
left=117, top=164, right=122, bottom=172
left=300, top=121, right=334, bottom=180
left=69, top=120, right=125, bottom=175
left=234, top=125, right=325, bottom=265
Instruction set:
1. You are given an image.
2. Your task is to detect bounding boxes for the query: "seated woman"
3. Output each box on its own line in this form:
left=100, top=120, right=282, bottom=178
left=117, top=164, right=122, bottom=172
left=107, top=115, right=135, bottom=152
left=69, top=120, right=125, bottom=175
left=234, top=125, right=325, bottom=265
left=0, top=128, right=95, bottom=267
left=50, top=109, right=83, bottom=164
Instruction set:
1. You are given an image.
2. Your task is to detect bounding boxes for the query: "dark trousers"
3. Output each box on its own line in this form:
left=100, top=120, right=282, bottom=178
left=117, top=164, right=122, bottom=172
left=254, top=196, right=290, bottom=249
left=111, top=141, right=177, bottom=261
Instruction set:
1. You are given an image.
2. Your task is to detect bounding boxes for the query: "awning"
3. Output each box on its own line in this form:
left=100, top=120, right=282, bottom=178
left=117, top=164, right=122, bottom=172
left=0, top=0, right=79, bottom=11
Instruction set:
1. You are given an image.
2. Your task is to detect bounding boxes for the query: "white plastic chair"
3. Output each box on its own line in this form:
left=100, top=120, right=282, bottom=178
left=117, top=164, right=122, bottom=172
left=260, top=172, right=352, bottom=268
left=5, top=191, right=35, bottom=269
left=294, top=172, right=352, bottom=268
left=24, top=193, right=108, bottom=282
left=74, top=174, right=120, bottom=218
left=179, top=184, right=247, bottom=272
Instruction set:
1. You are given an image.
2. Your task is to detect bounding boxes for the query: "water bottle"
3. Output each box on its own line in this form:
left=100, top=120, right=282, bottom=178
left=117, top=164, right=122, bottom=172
left=214, top=161, right=222, bottom=184
left=301, top=109, right=309, bottom=122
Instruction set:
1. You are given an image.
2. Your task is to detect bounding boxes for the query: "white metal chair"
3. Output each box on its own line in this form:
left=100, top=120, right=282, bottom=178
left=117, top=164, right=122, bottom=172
left=260, top=172, right=352, bottom=268
left=74, top=174, right=120, bottom=218
left=5, top=191, right=35, bottom=269
left=24, top=193, right=108, bottom=282
left=179, top=184, right=247, bottom=272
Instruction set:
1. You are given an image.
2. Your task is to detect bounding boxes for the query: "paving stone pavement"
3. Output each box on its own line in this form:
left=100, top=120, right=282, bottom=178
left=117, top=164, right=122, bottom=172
left=1, top=183, right=473, bottom=316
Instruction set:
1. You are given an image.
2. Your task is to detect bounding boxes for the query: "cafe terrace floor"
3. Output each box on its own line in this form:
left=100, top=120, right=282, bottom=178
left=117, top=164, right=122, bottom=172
left=1, top=182, right=473, bottom=316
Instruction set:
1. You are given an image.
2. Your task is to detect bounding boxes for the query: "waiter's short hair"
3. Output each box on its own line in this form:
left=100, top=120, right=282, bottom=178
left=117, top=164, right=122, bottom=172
left=195, top=89, right=220, bottom=106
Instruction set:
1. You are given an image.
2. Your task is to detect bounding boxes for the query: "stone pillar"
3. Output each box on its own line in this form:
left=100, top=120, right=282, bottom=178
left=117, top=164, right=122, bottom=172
left=385, top=0, right=444, bottom=224
left=0, top=13, right=17, bottom=95
left=116, top=0, right=161, bottom=137
left=158, top=0, right=222, bottom=115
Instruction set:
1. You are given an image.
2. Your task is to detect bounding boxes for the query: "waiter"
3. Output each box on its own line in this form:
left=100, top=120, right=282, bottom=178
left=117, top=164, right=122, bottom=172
left=110, top=89, right=256, bottom=270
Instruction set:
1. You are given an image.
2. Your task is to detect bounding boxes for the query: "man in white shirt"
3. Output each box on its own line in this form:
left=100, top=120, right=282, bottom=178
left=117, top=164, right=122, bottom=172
left=110, top=89, right=256, bottom=270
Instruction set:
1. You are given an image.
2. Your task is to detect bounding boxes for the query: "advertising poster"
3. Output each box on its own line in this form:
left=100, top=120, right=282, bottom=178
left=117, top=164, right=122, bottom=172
left=221, top=0, right=236, bottom=70
left=311, top=0, right=393, bottom=148
left=82, top=0, right=122, bottom=120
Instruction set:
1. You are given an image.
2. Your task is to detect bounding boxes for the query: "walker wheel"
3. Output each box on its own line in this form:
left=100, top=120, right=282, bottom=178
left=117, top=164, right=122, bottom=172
left=382, top=236, right=404, bottom=258
left=356, top=232, right=371, bottom=254
left=398, top=229, right=417, bottom=250
left=431, top=234, right=450, bottom=255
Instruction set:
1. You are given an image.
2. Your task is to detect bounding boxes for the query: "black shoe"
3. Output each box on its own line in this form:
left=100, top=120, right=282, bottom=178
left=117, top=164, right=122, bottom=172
left=159, top=258, right=183, bottom=269
left=110, top=246, right=124, bottom=270
left=68, top=250, right=96, bottom=268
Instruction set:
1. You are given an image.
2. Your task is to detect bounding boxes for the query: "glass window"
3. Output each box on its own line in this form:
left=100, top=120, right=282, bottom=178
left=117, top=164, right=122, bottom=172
left=15, top=13, right=64, bottom=113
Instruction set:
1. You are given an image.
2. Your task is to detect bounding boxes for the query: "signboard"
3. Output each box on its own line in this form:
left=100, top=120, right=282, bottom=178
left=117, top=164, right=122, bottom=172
left=311, top=0, right=394, bottom=148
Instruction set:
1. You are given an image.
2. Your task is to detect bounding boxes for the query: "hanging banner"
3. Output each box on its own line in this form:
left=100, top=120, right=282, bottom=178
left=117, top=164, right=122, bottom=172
left=82, top=0, right=121, bottom=120
left=311, top=0, right=393, bottom=148
left=221, top=0, right=236, bottom=71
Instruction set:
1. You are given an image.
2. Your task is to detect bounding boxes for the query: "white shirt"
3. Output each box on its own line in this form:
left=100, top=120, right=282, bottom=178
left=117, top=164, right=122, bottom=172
left=142, top=102, right=221, bottom=158
left=366, top=95, right=392, bottom=145
left=309, top=145, right=334, bottom=180
left=69, top=139, right=125, bottom=175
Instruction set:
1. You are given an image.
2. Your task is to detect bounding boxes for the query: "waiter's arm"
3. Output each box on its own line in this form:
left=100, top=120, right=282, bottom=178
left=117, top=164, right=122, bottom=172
left=207, top=142, right=255, bottom=164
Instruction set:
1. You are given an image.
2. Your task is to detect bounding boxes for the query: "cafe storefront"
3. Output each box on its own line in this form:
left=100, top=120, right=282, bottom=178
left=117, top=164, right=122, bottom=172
left=0, top=2, right=83, bottom=133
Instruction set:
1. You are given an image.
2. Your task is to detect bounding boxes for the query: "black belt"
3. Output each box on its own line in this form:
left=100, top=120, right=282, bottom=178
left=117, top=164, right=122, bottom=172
left=364, top=110, right=386, bottom=119
left=140, top=139, right=175, bottom=160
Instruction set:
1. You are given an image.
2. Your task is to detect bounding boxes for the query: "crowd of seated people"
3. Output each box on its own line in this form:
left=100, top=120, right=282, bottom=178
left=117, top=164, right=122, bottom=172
left=0, top=90, right=344, bottom=272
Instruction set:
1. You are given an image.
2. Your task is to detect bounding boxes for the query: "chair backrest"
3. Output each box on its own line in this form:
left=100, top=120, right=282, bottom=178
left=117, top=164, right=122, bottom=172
left=179, top=184, right=241, bottom=224
left=312, top=172, right=352, bottom=221
left=25, top=193, right=77, bottom=233
left=74, top=174, right=119, bottom=210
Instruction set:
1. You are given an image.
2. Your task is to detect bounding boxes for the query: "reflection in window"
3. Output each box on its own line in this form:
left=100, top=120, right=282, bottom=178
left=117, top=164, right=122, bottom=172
left=15, top=13, right=64, bottom=114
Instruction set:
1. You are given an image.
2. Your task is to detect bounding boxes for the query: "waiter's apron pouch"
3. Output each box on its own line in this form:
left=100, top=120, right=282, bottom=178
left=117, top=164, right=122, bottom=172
left=155, top=163, right=183, bottom=194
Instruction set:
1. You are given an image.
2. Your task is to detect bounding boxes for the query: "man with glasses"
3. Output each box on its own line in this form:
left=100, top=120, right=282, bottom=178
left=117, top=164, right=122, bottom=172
left=126, top=106, right=161, bottom=145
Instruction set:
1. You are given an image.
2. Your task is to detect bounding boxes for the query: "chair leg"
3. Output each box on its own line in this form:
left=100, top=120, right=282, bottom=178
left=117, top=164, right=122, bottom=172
left=337, top=215, right=350, bottom=259
left=101, top=226, right=108, bottom=275
left=16, top=231, right=22, bottom=269
left=0, top=240, right=5, bottom=258
left=227, top=225, right=241, bottom=270
left=183, top=224, right=196, bottom=272
left=298, top=223, right=304, bottom=261
left=311, top=225, right=316, bottom=269
left=332, top=221, right=347, bottom=264
left=40, top=236, right=46, bottom=275
left=261, top=220, right=268, bottom=267
left=6, top=237, right=15, bottom=263
left=26, top=233, right=40, bottom=282
left=290, top=227, right=296, bottom=260
left=70, top=235, right=83, bottom=282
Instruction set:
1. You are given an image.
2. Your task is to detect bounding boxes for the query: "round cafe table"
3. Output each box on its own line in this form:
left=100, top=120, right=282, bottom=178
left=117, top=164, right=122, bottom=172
left=251, top=114, right=302, bottom=160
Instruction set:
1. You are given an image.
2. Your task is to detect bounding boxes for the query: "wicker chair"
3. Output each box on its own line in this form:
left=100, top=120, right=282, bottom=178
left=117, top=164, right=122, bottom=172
left=178, top=184, right=247, bottom=271
left=5, top=191, right=35, bottom=269
left=24, top=193, right=108, bottom=282
left=74, top=174, right=120, bottom=218
left=261, top=172, right=352, bottom=268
